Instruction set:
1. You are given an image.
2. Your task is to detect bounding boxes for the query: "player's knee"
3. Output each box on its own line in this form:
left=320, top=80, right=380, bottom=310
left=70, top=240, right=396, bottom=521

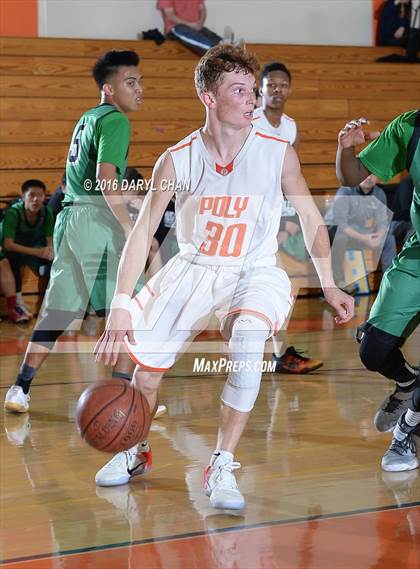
left=221, top=382, right=259, bottom=413
left=30, top=309, right=79, bottom=349
left=30, top=329, right=63, bottom=350
left=357, top=323, right=398, bottom=372
left=227, top=313, right=271, bottom=342
left=132, top=367, right=163, bottom=396
left=221, top=314, right=270, bottom=413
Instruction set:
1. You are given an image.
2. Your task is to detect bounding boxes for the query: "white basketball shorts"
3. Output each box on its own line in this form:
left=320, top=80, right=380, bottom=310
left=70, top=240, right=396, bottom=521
left=124, top=254, right=292, bottom=371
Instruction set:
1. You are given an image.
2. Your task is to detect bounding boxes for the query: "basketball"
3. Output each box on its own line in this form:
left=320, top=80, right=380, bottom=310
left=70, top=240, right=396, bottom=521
left=76, top=379, right=151, bottom=453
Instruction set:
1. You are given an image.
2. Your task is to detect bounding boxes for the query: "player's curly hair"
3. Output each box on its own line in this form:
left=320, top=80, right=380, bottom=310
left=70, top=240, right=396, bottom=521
left=194, top=44, right=259, bottom=94
left=92, top=50, right=140, bottom=89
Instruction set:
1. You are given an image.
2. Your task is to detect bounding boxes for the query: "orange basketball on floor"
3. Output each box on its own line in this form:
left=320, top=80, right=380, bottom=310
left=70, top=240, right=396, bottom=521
left=76, top=379, right=151, bottom=453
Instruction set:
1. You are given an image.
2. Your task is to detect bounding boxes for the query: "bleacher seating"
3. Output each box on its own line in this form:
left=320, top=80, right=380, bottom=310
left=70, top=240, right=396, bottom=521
left=1, top=37, right=419, bottom=198
left=0, top=36, right=418, bottom=307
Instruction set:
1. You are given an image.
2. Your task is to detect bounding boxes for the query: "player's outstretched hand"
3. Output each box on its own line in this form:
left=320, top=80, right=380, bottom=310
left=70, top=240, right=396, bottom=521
left=338, top=117, right=380, bottom=149
left=94, top=308, right=135, bottom=366
left=323, top=287, right=355, bottom=325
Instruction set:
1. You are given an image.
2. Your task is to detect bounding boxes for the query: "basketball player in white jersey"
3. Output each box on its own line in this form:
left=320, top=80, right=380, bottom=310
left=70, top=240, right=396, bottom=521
left=253, top=61, right=299, bottom=152
left=94, top=45, right=354, bottom=510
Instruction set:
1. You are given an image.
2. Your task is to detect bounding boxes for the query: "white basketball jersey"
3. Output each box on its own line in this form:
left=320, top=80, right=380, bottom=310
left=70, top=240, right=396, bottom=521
left=252, top=107, right=297, bottom=145
left=168, top=127, right=288, bottom=268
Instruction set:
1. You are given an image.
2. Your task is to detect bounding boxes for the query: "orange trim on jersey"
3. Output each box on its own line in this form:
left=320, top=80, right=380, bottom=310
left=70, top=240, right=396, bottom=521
left=256, top=131, right=288, bottom=144
left=134, top=296, right=144, bottom=311
left=170, top=136, right=197, bottom=153
left=125, top=345, right=171, bottom=372
left=145, top=284, right=155, bottom=297
left=215, top=160, right=234, bottom=176
left=274, top=320, right=279, bottom=335
left=222, top=308, right=274, bottom=330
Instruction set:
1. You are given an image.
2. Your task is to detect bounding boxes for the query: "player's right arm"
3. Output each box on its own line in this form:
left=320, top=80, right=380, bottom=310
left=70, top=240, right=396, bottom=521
left=336, top=117, right=379, bottom=186
left=94, top=151, right=176, bottom=365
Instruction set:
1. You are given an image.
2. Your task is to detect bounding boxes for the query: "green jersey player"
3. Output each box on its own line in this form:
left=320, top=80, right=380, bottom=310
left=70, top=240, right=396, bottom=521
left=4, top=50, right=142, bottom=414
left=336, top=110, right=420, bottom=472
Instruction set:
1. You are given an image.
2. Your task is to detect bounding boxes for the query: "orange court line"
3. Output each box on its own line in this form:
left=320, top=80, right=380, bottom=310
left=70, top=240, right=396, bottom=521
left=2, top=504, right=419, bottom=569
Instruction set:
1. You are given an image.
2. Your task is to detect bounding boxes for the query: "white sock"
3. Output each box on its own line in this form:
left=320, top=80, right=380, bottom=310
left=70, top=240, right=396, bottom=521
left=393, top=422, right=407, bottom=442
left=405, top=409, right=420, bottom=428
left=16, top=292, right=23, bottom=304
left=210, top=449, right=233, bottom=466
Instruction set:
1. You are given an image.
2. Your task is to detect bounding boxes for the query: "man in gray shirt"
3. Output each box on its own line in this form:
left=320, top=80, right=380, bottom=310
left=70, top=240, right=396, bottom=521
left=326, top=174, right=395, bottom=288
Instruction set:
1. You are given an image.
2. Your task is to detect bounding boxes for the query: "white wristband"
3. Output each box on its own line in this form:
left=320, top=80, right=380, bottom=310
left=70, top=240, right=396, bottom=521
left=110, top=293, right=132, bottom=311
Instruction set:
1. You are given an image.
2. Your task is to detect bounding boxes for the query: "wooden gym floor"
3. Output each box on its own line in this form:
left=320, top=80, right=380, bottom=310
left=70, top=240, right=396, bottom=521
left=0, top=296, right=419, bottom=569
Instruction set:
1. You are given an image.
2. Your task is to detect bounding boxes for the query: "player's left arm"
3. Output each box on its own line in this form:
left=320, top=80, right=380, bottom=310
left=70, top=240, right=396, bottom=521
left=281, top=144, right=354, bottom=323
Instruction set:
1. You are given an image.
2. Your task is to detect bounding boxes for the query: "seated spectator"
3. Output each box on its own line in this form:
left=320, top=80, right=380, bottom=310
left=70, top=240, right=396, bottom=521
left=158, top=0, right=232, bottom=55
left=326, top=174, right=395, bottom=290
left=0, top=179, right=54, bottom=319
left=377, top=0, right=411, bottom=47
left=48, top=173, right=66, bottom=218
left=0, top=255, right=30, bottom=323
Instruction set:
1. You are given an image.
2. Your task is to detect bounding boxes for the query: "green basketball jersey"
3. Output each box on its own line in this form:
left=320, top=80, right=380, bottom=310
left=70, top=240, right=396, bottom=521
left=64, top=103, right=130, bottom=206
left=359, top=110, right=419, bottom=240
left=1, top=201, right=54, bottom=247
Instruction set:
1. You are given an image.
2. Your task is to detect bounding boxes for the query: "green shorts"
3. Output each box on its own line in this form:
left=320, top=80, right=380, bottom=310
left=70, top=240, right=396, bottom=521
left=42, top=205, right=125, bottom=315
left=368, top=233, right=420, bottom=338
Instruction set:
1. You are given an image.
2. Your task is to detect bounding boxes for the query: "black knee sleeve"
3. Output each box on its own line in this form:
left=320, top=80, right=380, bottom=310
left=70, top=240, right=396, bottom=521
left=357, top=323, right=397, bottom=371
left=30, top=309, right=80, bottom=349
left=356, top=323, right=416, bottom=383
